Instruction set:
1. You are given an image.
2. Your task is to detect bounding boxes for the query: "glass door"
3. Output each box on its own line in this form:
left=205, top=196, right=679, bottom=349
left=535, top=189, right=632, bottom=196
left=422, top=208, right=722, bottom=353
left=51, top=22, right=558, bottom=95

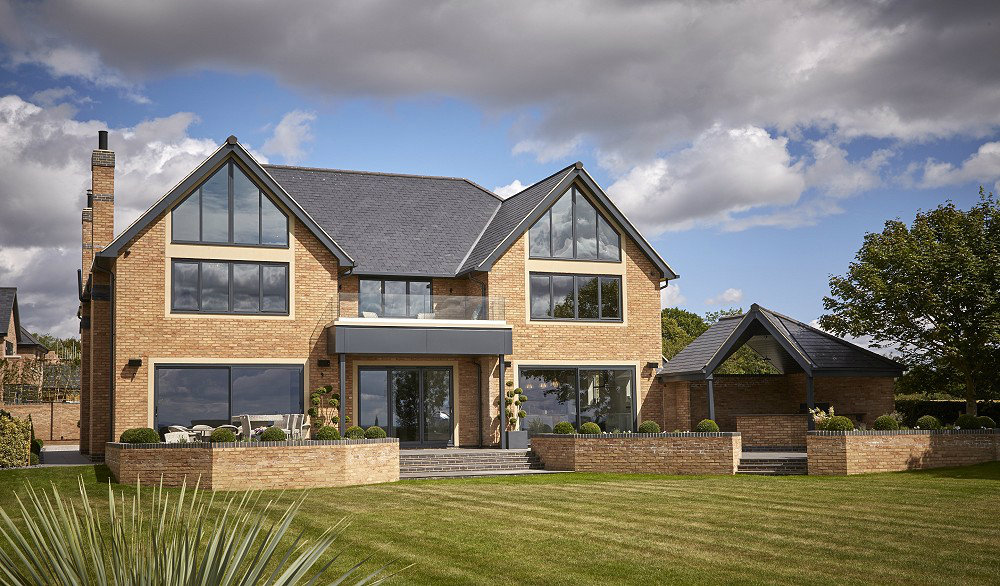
left=358, top=366, right=454, bottom=446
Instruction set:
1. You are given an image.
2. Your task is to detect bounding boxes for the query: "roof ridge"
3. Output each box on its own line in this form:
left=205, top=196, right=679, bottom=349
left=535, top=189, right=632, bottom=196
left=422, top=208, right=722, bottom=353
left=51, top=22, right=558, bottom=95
left=499, top=163, right=576, bottom=201
left=263, top=163, right=479, bottom=184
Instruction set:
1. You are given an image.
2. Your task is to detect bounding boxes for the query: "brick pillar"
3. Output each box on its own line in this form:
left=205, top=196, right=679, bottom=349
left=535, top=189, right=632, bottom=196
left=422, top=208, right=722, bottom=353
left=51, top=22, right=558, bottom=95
left=79, top=299, right=91, bottom=454
left=88, top=272, right=112, bottom=458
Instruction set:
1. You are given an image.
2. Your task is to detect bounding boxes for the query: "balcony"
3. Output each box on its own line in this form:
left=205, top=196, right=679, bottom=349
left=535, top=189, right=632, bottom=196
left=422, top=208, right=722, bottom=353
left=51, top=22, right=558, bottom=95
left=328, top=293, right=512, bottom=355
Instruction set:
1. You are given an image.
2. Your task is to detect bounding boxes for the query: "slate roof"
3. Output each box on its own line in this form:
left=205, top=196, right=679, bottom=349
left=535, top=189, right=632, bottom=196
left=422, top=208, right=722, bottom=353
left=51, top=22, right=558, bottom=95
left=17, top=327, right=46, bottom=350
left=660, top=304, right=904, bottom=378
left=0, top=288, right=15, bottom=336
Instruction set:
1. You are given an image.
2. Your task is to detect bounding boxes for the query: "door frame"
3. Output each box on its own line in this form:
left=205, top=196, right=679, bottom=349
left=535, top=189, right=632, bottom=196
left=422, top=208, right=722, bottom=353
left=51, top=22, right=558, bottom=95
left=357, top=365, right=454, bottom=447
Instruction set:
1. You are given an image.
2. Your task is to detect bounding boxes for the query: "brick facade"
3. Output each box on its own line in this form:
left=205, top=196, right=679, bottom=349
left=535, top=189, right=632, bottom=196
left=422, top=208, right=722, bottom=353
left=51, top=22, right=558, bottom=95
left=106, top=439, right=399, bottom=490
left=807, top=430, right=999, bottom=475
left=735, top=414, right=808, bottom=448
left=2, top=403, right=79, bottom=441
left=531, top=433, right=741, bottom=475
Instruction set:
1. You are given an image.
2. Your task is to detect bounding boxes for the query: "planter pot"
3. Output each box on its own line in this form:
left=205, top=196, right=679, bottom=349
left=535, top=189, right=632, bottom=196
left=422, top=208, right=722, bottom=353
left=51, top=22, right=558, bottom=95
left=507, top=430, right=528, bottom=449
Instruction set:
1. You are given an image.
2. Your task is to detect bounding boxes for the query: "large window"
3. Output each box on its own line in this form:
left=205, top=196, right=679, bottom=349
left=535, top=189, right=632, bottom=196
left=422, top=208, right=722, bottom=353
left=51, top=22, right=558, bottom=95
left=518, top=367, right=635, bottom=435
left=528, top=187, right=620, bottom=261
left=172, top=161, right=288, bottom=247
left=171, top=259, right=288, bottom=315
left=358, top=366, right=453, bottom=445
left=529, top=273, right=621, bottom=321
left=358, top=278, right=431, bottom=318
left=153, top=365, right=303, bottom=433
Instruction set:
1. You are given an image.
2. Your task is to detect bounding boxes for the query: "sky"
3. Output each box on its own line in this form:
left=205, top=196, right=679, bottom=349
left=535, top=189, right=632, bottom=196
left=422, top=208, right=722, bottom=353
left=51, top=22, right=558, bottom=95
left=1, top=0, right=999, bottom=339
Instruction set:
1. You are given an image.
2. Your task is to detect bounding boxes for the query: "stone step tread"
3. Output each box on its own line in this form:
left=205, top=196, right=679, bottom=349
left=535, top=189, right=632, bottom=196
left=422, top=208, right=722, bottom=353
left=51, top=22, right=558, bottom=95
left=401, top=466, right=545, bottom=472
left=736, top=470, right=808, bottom=476
left=400, top=469, right=566, bottom=479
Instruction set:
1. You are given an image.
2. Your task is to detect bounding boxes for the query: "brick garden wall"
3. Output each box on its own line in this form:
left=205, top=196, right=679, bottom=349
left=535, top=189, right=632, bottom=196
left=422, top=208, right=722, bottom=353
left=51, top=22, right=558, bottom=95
left=531, top=433, right=742, bottom=475
left=106, top=439, right=399, bottom=490
left=807, top=430, right=999, bottom=475
left=2, top=403, right=79, bottom=441
left=735, top=414, right=808, bottom=448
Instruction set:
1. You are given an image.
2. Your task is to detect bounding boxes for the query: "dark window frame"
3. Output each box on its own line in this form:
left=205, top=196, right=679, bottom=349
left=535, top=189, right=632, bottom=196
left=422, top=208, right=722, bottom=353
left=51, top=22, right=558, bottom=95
left=528, top=186, right=622, bottom=262
left=170, top=258, right=289, bottom=315
left=528, top=272, right=622, bottom=322
left=170, top=160, right=289, bottom=249
left=357, top=365, right=454, bottom=446
left=357, top=277, right=433, bottom=318
left=517, top=365, right=637, bottom=432
left=4, top=340, right=13, bottom=356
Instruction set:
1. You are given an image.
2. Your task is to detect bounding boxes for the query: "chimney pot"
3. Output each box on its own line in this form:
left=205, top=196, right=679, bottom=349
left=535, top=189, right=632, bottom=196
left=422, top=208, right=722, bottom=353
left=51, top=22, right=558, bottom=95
left=98, top=130, right=108, bottom=150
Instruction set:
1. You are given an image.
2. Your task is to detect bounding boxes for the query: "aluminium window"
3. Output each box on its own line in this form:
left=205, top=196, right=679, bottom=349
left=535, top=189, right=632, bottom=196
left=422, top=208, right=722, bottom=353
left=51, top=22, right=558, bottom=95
left=171, top=259, right=288, bottom=315
left=4, top=340, right=12, bottom=356
left=529, top=273, right=621, bottom=321
left=528, top=187, right=621, bottom=261
left=358, top=278, right=432, bottom=318
left=518, top=366, right=636, bottom=435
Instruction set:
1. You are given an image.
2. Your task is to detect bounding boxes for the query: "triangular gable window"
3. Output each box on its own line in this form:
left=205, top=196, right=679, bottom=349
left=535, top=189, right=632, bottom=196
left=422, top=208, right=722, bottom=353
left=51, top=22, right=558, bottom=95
left=172, top=161, right=288, bottom=247
left=528, top=187, right=620, bottom=261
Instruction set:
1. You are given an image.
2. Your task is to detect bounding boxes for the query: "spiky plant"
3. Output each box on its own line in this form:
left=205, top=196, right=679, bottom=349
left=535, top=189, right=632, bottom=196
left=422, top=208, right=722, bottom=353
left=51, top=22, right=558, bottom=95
left=0, top=477, right=407, bottom=585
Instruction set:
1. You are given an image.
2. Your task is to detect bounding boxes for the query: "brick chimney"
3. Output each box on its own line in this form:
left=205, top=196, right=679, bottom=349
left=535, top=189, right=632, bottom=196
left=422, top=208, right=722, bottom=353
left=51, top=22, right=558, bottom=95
left=86, top=130, right=115, bottom=274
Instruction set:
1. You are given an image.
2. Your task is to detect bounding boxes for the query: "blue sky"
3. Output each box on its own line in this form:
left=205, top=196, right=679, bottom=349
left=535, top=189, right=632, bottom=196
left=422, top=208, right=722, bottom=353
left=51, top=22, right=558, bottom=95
left=1, top=1, right=999, bottom=337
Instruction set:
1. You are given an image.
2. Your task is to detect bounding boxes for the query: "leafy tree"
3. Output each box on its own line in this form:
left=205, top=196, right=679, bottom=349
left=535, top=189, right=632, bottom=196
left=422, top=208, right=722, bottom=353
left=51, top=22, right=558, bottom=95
left=820, top=189, right=1000, bottom=415
left=662, top=307, right=777, bottom=374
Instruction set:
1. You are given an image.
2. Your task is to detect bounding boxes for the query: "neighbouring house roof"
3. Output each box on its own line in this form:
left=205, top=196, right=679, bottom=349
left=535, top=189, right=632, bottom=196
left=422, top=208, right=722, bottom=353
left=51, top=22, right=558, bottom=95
left=0, top=287, right=15, bottom=337
left=659, top=304, right=905, bottom=379
left=16, top=327, right=47, bottom=352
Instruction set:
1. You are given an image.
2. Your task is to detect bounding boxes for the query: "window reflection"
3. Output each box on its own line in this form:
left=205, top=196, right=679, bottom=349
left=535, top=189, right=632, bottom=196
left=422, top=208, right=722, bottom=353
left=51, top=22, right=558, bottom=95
left=518, top=367, right=635, bottom=435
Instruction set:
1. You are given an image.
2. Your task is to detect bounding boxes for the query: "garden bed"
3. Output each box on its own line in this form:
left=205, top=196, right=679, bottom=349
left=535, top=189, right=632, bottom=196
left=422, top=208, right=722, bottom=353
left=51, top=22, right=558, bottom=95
left=807, top=429, right=998, bottom=475
left=106, top=438, right=399, bottom=490
left=531, top=432, right=742, bottom=475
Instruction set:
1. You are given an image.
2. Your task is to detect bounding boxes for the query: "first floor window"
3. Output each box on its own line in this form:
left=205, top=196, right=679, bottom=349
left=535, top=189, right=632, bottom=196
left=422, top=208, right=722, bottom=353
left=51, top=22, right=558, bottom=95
left=518, top=366, right=635, bottom=435
left=171, top=259, right=288, bottom=315
left=358, top=278, right=431, bottom=317
left=4, top=340, right=13, bottom=356
left=153, top=364, right=303, bottom=433
left=529, top=273, right=621, bottom=321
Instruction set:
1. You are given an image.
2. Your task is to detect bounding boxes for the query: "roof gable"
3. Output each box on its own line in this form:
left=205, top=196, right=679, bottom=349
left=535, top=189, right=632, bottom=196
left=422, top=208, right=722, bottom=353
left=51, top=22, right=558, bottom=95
left=0, top=287, right=16, bottom=337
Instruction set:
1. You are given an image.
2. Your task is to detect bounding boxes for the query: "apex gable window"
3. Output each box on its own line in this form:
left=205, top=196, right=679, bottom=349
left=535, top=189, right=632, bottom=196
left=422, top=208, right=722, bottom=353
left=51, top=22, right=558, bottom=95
left=172, top=161, right=289, bottom=247
left=529, top=273, right=621, bottom=321
left=171, top=259, right=288, bottom=315
left=529, top=187, right=621, bottom=261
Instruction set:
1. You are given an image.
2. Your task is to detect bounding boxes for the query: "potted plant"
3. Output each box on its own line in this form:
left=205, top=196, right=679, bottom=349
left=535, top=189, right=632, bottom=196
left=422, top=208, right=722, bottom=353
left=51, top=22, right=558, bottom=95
left=505, top=382, right=528, bottom=449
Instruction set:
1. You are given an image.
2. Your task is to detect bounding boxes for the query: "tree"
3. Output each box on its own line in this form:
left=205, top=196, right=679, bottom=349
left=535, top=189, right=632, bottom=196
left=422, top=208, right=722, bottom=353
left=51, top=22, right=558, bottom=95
left=820, top=189, right=1000, bottom=415
left=662, top=307, right=777, bottom=374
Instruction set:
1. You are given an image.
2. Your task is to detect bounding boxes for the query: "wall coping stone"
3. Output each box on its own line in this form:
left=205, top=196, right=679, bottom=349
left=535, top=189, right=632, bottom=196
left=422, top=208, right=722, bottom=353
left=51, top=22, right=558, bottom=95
left=108, top=438, right=399, bottom=449
left=808, top=429, right=997, bottom=436
left=533, top=432, right=740, bottom=438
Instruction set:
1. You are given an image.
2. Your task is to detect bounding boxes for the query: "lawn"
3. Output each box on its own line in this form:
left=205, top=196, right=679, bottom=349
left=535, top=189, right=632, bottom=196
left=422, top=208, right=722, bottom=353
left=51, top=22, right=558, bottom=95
left=1, top=464, right=998, bottom=584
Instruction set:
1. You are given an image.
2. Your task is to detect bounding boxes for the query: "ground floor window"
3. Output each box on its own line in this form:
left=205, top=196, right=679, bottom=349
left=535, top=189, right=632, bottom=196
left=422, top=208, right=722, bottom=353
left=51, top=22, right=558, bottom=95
left=358, top=366, right=452, bottom=445
left=518, top=366, right=635, bottom=435
left=154, top=364, right=303, bottom=433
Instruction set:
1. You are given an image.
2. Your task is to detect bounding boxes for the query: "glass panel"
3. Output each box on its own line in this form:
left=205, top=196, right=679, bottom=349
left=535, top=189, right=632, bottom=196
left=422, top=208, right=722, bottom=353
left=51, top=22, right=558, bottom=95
left=577, top=276, right=599, bottom=319
left=359, top=370, right=389, bottom=429
left=261, top=265, right=288, bottom=313
left=579, top=369, right=634, bottom=432
left=200, top=166, right=230, bottom=242
left=598, top=215, right=620, bottom=261
left=233, top=167, right=260, bottom=244
left=550, top=192, right=574, bottom=258
left=423, top=368, right=452, bottom=443
left=261, top=195, right=288, bottom=246
left=529, top=275, right=551, bottom=318
left=552, top=275, right=575, bottom=318
left=519, top=368, right=578, bottom=436
left=601, top=277, right=621, bottom=319
left=155, top=367, right=229, bottom=432
left=231, top=366, right=302, bottom=417
left=232, top=264, right=260, bottom=313
left=172, top=194, right=200, bottom=241
left=574, top=191, right=598, bottom=259
left=391, top=369, right=420, bottom=442
left=359, top=279, right=382, bottom=316
left=383, top=281, right=407, bottom=317
left=171, top=261, right=199, bottom=311
left=408, top=281, right=431, bottom=317
left=201, top=262, right=229, bottom=312
left=528, top=211, right=551, bottom=257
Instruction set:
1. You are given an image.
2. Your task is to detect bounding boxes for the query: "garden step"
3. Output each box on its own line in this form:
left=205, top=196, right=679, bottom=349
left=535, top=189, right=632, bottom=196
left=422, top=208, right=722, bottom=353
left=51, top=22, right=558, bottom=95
left=737, top=454, right=808, bottom=476
left=399, top=450, right=545, bottom=476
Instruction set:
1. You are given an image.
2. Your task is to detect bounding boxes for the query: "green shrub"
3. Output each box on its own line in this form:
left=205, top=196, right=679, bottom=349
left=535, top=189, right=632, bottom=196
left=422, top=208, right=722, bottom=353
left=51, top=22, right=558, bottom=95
left=30, top=438, right=44, bottom=454
left=0, top=416, right=31, bottom=468
left=344, top=426, right=365, bottom=439
left=553, top=421, right=576, bottom=435
left=210, top=428, right=237, bottom=443
left=29, top=452, right=39, bottom=466
left=517, top=410, right=527, bottom=419
left=119, top=428, right=160, bottom=444
left=824, top=416, right=855, bottom=431
left=578, top=422, right=602, bottom=435
left=872, top=414, right=900, bottom=430
left=637, top=420, right=661, bottom=434
left=976, top=416, right=996, bottom=429
left=915, top=415, right=942, bottom=430
left=364, top=426, right=387, bottom=439
left=307, top=407, right=319, bottom=418
left=314, top=426, right=341, bottom=440
left=955, top=414, right=982, bottom=429
left=694, top=419, right=719, bottom=432
left=259, top=426, right=287, bottom=441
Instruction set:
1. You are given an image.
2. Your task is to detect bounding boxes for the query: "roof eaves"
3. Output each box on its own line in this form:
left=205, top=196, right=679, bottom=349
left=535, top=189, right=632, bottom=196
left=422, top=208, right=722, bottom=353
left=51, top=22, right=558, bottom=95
left=764, top=307, right=906, bottom=371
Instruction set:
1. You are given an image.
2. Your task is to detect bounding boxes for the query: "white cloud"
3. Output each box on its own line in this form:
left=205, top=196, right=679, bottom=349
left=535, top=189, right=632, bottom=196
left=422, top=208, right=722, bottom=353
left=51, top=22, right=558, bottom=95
left=9, top=45, right=149, bottom=103
left=261, top=110, right=316, bottom=164
left=493, top=179, right=528, bottom=198
left=660, top=283, right=685, bottom=308
left=917, top=141, right=1000, bottom=191
left=705, top=287, right=743, bottom=306
left=512, top=135, right=583, bottom=164
left=804, top=140, right=892, bottom=197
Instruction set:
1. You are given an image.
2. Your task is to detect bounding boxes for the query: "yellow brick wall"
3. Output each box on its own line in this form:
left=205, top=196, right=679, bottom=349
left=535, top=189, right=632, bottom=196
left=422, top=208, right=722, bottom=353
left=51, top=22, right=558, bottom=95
left=531, top=434, right=741, bottom=475
left=807, top=430, right=998, bottom=475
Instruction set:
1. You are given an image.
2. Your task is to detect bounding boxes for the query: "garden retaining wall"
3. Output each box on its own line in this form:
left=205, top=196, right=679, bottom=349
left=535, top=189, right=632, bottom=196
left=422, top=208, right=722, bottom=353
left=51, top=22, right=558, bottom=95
left=735, top=414, right=808, bottom=449
left=2, top=402, right=79, bottom=442
left=531, top=432, right=741, bottom=475
left=807, top=429, right=998, bottom=475
left=106, top=438, right=399, bottom=490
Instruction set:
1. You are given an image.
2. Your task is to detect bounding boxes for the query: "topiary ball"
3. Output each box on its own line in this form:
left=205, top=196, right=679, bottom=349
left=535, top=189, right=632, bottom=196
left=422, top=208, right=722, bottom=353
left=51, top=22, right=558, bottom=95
left=976, top=416, right=996, bottom=429
left=119, top=427, right=160, bottom=444
left=578, top=422, right=602, bottom=435
left=259, top=426, right=287, bottom=441
left=210, top=428, right=237, bottom=443
left=314, top=425, right=341, bottom=440
left=553, top=421, right=576, bottom=435
left=29, top=452, right=39, bottom=466
left=872, top=415, right=900, bottom=431
left=364, top=425, right=387, bottom=439
left=915, top=415, right=942, bottom=430
left=30, top=438, right=44, bottom=454
left=955, top=414, right=981, bottom=429
left=344, top=425, right=365, bottom=439
left=695, top=419, right=720, bottom=432
left=824, top=416, right=855, bottom=431
left=637, top=420, right=661, bottom=434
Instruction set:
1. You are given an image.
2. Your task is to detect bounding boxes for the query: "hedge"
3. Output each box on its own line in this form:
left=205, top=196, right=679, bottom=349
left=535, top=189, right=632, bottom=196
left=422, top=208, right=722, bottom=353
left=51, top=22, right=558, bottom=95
left=0, top=416, right=31, bottom=468
left=894, top=399, right=1000, bottom=427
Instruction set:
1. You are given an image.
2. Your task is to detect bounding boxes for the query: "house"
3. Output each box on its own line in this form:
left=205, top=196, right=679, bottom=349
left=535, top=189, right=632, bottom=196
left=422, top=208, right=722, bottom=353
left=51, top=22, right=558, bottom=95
left=77, top=132, right=676, bottom=458
left=1, top=287, right=50, bottom=398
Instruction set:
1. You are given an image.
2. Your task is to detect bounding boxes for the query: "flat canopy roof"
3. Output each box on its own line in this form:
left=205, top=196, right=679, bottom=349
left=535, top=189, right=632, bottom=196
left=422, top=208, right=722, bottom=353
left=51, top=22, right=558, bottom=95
left=658, top=304, right=905, bottom=380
